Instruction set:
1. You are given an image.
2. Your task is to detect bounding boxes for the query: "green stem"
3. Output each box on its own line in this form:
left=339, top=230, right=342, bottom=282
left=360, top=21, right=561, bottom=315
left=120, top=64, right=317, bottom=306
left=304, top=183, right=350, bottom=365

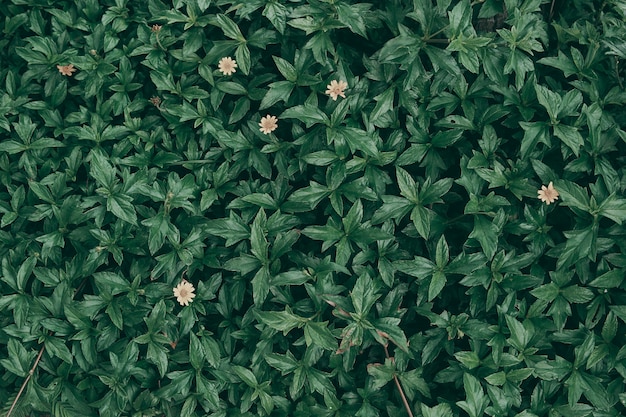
left=424, top=24, right=449, bottom=41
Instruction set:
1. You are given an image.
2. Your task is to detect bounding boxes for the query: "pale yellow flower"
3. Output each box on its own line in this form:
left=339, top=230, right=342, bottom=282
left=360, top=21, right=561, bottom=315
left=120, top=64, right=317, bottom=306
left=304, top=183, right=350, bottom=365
left=538, top=181, right=559, bottom=205
left=57, top=64, right=77, bottom=77
left=173, top=280, right=196, bottom=306
left=325, top=80, right=348, bottom=101
left=218, top=57, right=237, bottom=76
left=259, top=115, right=278, bottom=134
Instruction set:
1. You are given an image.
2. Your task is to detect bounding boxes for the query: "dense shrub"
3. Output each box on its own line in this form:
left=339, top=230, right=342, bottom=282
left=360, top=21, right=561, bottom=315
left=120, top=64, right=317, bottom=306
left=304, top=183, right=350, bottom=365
left=1, top=0, right=626, bottom=416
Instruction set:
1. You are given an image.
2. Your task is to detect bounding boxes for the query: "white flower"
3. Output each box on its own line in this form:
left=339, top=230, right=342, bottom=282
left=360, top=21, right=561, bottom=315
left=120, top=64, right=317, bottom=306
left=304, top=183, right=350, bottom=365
left=57, top=64, right=77, bottom=76
left=218, top=57, right=237, bottom=76
left=259, top=115, right=278, bottom=134
left=173, top=280, right=196, bottom=306
left=538, top=181, right=559, bottom=205
left=325, top=80, right=348, bottom=100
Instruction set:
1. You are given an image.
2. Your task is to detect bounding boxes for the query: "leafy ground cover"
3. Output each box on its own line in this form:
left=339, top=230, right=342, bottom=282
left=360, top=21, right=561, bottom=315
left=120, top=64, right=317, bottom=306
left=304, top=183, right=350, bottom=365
left=1, top=0, right=626, bottom=416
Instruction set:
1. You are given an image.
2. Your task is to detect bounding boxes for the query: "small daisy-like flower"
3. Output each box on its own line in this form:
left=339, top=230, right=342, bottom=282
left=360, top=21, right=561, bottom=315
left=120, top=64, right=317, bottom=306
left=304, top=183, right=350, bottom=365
left=325, top=80, right=348, bottom=101
left=259, top=115, right=278, bottom=134
left=57, top=64, right=77, bottom=77
left=173, top=280, right=196, bottom=306
left=218, top=57, right=237, bottom=76
left=149, top=96, right=162, bottom=107
left=151, top=24, right=162, bottom=33
left=538, top=181, right=559, bottom=205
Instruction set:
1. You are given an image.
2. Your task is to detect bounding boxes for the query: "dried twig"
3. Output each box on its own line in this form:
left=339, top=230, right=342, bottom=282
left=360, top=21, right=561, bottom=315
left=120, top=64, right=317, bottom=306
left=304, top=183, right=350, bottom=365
left=6, top=345, right=45, bottom=417
left=383, top=344, right=414, bottom=417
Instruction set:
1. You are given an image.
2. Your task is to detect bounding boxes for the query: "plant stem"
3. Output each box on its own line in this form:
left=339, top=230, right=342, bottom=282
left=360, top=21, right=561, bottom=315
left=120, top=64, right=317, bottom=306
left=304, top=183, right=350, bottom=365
left=549, top=0, right=556, bottom=20
left=6, top=345, right=45, bottom=417
left=423, top=38, right=450, bottom=45
left=383, top=344, right=414, bottom=417
left=156, top=32, right=165, bottom=51
left=425, top=24, right=449, bottom=40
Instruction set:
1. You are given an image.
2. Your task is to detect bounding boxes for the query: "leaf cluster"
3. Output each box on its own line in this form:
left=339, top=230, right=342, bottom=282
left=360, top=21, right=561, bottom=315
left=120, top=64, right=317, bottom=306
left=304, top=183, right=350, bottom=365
left=1, top=0, right=626, bottom=416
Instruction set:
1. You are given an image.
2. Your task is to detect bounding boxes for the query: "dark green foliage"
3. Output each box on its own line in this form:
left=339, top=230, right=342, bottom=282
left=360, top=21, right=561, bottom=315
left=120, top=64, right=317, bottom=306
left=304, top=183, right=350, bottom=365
left=1, top=0, right=626, bottom=416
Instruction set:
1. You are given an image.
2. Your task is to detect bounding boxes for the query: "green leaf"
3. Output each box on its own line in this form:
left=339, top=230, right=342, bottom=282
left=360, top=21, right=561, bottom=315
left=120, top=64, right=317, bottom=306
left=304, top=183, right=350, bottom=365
left=420, top=403, right=453, bottom=417
left=265, top=352, right=298, bottom=374
left=235, top=44, right=251, bottom=75
left=371, top=195, right=413, bottom=225
left=455, top=351, right=482, bottom=370
left=342, top=199, right=363, bottom=235
left=16, top=256, right=36, bottom=292
left=531, top=283, right=560, bottom=301
left=370, top=87, right=395, bottom=121
left=272, top=56, right=297, bottom=82
left=519, top=122, right=549, bottom=159
left=538, top=51, right=578, bottom=77
left=469, top=215, right=498, bottom=260
left=281, top=105, right=329, bottom=126
left=420, top=178, right=453, bottom=204
left=394, top=257, right=436, bottom=279
left=351, top=274, right=380, bottom=316
left=89, top=149, right=116, bottom=187
left=255, top=307, right=305, bottom=334
left=554, top=180, right=590, bottom=212
left=485, top=371, right=507, bottom=386
left=250, top=209, right=269, bottom=262
left=228, top=97, right=251, bottom=124
left=396, top=167, right=418, bottom=203
left=446, top=252, right=486, bottom=275
left=457, top=373, right=489, bottom=417
left=373, top=317, right=409, bottom=352
left=597, top=195, right=626, bottom=224
left=263, top=2, right=288, bottom=34
left=505, top=315, right=531, bottom=351
left=217, top=81, right=247, bottom=95
left=232, top=365, right=258, bottom=387
left=260, top=80, right=294, bottom=109
left=189, top=332, right=204, bottom=370
left=252, top=266, right=271, bottom=306
left=535, top=84, right=561, bottom=121
left=0, top=338, right=35, bottom=377
left=588, top=270, right=623, bottom=288
left=335, top=2, right=368, bottom=38
left=429, top=270, right=447, bottom=301
left=553, top=124, right=583, bottom=156
left=214, top=14, right=245, bottom=42
left=45, top=336, right=73, bottom=364
left=304, top=321, right=337, bottom=351
left=286, top=181, right=331, bottom=211
left=205, top=214, right=250, bottom=246
left=557, top=225, right=597, bottom=270
left=142, top=211, right=179, bottom=254
left=0, top=140, right=26, bottom=154
left=93, top=272, right=130, bottom=295
left=107, top=193, right=138, bottom=225
left=367, top=361, right=395, bottom=390
left=302, top=150, right=339, bottom=166
left=561, top=285, right=594, bottom=304
left=448, top=0, right=472, bottom=34
left=334, top=127, right=380, bottom=157
left=411, top=205, right=434, bottom=240
left=424, top=45, right=461, bottom=76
